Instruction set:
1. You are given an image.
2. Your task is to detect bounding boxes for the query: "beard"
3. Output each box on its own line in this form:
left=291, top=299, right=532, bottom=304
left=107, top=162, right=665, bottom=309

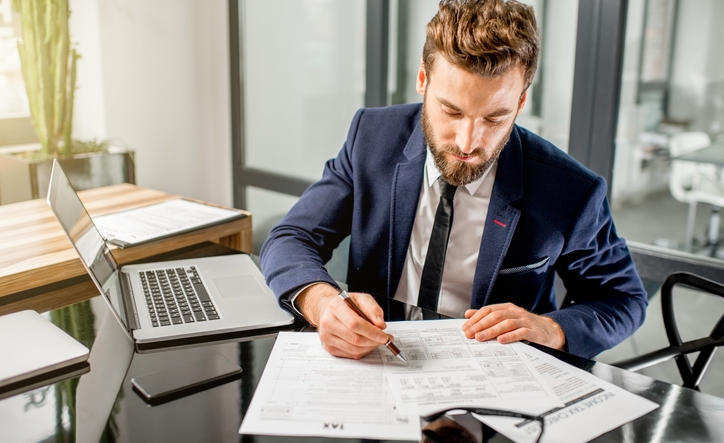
left=421, top=101, right=514, bottom=187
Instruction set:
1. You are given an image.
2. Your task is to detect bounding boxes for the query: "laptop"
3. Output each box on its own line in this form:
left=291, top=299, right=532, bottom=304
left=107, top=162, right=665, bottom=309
left=47, top=159, right=295, bottom=353
left=0, top=310, right=90, bottom=398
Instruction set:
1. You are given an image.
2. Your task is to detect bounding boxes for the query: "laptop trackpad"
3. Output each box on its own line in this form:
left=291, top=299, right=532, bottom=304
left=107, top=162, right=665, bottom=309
left=214, top=275, right=266, bottom=299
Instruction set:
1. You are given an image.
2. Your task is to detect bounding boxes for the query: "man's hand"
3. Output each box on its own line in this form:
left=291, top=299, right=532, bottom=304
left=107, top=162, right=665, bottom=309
left=296, top=283, right=390, bottom=359
left=462, top=303, right=566, bottom=350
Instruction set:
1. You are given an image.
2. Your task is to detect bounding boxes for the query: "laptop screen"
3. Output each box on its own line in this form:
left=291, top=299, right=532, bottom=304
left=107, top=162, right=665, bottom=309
left=47, top=160, right=130, bottom=332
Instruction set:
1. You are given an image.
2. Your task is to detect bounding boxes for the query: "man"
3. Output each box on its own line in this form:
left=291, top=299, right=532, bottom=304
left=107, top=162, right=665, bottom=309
left=261, top=0, right=647, bottom=360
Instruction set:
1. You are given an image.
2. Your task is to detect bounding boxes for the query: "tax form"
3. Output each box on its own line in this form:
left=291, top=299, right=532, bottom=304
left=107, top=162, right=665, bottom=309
left=239, top=331, right=419, bottom=440
left=239, top=320, right=562, bottom=440
left=383, top=320, right=562, bottom=416
left=478, top=345, right=659, bottom=443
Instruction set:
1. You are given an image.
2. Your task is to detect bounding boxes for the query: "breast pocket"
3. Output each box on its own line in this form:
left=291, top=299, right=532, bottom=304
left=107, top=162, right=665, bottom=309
left=497, top=256, right=550, bottom=283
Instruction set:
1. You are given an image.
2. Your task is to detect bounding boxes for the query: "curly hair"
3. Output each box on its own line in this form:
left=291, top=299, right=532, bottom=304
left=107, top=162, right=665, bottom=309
left=422, top=0, right=540, bottom=89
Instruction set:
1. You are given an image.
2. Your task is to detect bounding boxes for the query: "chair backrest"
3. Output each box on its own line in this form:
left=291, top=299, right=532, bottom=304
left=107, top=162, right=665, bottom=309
left=614, top=269, right=724, bottom=391
left=668, top=132, right=712, bottom=203
left=659, top=273, right=724, bottom=390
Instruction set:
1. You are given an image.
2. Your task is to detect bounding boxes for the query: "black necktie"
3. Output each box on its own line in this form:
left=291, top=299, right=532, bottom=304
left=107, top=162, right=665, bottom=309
left=418, top=178, right=457, bottom=313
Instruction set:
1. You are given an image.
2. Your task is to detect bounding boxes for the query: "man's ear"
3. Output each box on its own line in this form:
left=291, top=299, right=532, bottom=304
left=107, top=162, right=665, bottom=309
left=517, top=90, right=528, bottom=115
left=416, top=58, right=427, bottom=97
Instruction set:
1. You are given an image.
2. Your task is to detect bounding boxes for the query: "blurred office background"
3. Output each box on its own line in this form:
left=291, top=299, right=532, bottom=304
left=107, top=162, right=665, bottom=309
left=1, top=0, right=723, bottom=394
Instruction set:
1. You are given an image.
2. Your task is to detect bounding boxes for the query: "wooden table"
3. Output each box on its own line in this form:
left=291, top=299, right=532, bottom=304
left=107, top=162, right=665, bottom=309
left=0, top=184, right=252, bottom=315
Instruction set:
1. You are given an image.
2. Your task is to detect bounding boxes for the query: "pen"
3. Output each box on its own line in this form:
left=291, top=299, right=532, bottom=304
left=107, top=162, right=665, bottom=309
left=338, top=290, right=409, bottom=365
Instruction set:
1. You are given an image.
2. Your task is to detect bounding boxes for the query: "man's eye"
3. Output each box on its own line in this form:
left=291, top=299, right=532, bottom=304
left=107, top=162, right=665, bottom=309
left=442, top=108, right=461, bottom=116
left=486, top=119, right=503, bottom=126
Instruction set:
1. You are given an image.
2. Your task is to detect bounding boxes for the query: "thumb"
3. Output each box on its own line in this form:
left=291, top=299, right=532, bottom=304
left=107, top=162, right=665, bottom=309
left=351, top=292, right=387, bottom=329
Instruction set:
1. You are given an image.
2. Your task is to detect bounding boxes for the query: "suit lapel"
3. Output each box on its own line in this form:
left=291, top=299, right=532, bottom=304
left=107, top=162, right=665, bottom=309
left=388, top=120, right=426, bottom=297
left=471, top=126, right=525, bottom=308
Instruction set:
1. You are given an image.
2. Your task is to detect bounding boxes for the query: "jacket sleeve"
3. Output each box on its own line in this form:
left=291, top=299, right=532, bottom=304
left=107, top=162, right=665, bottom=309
left=259, top=109, right=365, bottom=318
left=546, top=176, right=648, bottom=358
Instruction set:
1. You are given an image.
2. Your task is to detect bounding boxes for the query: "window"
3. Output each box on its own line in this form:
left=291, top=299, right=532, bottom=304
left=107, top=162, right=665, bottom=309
left=611, top=0, right=724, bottom=257
left=0, top=0, right=36, bottom=146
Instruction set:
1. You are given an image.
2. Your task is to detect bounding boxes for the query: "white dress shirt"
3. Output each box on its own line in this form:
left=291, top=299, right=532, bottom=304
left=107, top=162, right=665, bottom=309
left=393, top=149, right=497, bottom=318
left=290, top=148, right=496, bottom=320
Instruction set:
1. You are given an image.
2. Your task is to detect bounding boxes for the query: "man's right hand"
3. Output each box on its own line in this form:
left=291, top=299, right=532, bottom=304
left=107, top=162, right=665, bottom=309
left=296, top=283, right=390, bottom=359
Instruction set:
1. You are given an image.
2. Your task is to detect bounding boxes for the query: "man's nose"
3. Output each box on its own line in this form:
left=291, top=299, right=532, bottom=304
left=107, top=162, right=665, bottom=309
left=455, top=119, right=484, bottom=154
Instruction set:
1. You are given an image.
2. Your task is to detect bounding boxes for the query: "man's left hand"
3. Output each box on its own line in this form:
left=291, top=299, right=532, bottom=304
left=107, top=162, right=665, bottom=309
left=462, top=303, right=566, bottom=350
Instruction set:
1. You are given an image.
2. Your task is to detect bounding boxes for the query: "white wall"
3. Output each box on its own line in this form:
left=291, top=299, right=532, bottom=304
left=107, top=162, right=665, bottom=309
left=71, top=0, right=233, bottom=207
left=70, top=0, right=107, bottom=139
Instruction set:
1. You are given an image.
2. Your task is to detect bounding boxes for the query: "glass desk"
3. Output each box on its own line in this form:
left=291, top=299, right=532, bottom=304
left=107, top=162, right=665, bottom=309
left=675, top=140, right=724, bottom=166
left=2, top=283, right=724, bottom=442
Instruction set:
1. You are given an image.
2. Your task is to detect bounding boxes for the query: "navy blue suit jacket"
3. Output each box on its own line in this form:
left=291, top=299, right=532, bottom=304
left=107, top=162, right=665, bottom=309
left=261, top=104, right=647, bottom=358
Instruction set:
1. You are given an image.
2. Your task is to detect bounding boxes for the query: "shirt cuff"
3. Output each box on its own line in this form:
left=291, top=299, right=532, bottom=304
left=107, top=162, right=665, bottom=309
left=288, top=282, right=324, bottom=320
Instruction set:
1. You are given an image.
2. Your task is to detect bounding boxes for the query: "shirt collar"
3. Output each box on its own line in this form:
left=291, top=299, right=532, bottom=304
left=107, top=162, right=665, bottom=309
left=425, top=147, right=494, bottom=195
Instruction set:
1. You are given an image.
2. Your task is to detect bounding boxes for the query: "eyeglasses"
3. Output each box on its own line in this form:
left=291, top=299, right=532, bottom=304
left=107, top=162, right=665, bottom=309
left=421, top=407, right=545, bottom=443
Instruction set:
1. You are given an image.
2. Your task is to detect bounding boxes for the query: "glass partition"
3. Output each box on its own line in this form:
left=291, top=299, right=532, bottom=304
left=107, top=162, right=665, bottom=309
left=241, top=0, right=366, bottom=183
left=236, top=0, right=580, bottom=258
left=237, top=0, right=366, bottom=254
left=388, top=0, right=579, bottom=152
left=611, top=0, right=724, bottom=259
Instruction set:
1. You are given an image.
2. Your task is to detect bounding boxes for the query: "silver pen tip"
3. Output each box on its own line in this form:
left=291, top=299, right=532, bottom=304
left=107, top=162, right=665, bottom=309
left=396, top=353, right=409, bottom=365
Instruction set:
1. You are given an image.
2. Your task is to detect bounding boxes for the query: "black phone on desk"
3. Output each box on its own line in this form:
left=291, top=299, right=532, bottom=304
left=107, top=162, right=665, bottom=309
left=131, top=354, right=242, bottom=406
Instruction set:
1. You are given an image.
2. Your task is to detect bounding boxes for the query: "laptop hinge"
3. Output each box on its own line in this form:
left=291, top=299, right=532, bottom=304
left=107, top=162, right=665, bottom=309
left=120, top=271, right=141, bottom=331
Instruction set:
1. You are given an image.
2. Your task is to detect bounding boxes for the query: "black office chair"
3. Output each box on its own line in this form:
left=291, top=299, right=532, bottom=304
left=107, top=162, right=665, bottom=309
left=613, top=272, right=724, bottom=391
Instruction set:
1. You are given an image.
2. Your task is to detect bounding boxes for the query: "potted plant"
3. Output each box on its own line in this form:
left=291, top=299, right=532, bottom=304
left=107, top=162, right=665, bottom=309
left=0, top=0, right=134, bottom=205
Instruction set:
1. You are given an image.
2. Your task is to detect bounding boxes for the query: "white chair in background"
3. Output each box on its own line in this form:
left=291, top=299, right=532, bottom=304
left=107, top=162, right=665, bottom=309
left=668, top=131, right=724, bottom=252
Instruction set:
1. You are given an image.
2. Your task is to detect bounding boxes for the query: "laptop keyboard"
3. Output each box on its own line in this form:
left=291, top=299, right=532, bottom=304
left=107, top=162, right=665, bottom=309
left=140, top=266, right=220, bottom=327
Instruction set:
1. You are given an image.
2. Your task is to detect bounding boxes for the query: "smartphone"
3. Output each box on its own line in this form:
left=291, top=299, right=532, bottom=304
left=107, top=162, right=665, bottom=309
left=131, top=354, right=242, bottom=406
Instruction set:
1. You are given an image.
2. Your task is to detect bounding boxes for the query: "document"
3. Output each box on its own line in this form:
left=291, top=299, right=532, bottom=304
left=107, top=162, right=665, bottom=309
left=92, top=199, right=244, bottom=247
left=382, top=320, right=562, bottom=416
left=239, top=320, right=658, bottom=442
left=478, top=345, right=659, bottom=443
left=240, top=320, right=560, bottom=441
left=239, top=331, right=420, bottom=440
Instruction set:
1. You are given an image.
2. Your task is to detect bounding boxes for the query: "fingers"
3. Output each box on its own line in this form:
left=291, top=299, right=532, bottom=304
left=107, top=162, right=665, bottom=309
left=462, top=306, right=495, bottom=336
left=460, top=303, right=566, bottom=349
left=462, top=303, right=517, bottom=330
left=320, top=296, right=388, bottom=344
left=316, top=291, right=389, bottom=359
left=331, top=298, right=389, bottom=343
left=320, top=335, right=383, bottom=360
left=351, top=292, right=387, bottom=329
left=495, top=327, right=529, bottom=344
left=472, top=315, right=527, bottom=342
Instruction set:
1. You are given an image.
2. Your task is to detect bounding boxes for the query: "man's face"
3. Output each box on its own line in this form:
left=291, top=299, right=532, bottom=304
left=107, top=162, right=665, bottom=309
left=417, top=55, right=528, bottom=186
